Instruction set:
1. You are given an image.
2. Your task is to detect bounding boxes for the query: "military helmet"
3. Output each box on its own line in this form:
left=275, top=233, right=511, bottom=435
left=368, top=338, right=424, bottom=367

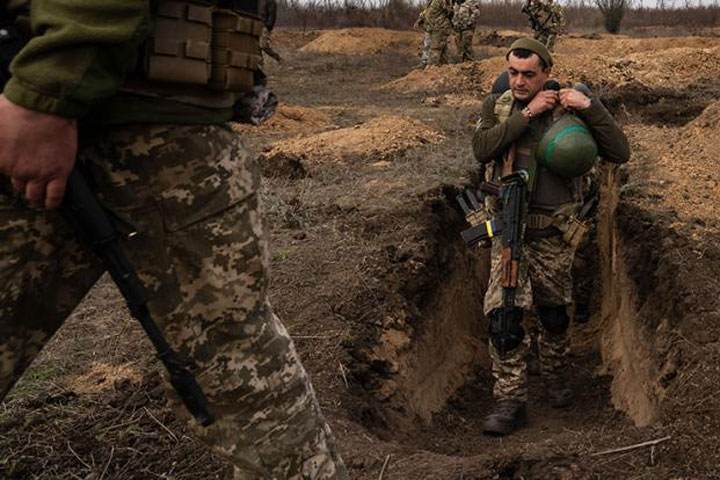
left=536, top=113, right=597, bottom=178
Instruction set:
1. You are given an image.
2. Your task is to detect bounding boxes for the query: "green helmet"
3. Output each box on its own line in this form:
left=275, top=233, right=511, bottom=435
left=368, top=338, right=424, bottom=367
left=536, top=114, right=597, bottom=178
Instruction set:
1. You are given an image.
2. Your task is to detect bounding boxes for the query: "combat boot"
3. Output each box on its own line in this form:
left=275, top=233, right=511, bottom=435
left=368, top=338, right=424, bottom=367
left=482, top=400, right=527, bottom=436
left=547, top=376, right=573, bottom=408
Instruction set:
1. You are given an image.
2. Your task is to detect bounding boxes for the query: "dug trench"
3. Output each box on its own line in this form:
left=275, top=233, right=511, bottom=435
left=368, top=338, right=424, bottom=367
left=338, top=84, right=720, bottom=477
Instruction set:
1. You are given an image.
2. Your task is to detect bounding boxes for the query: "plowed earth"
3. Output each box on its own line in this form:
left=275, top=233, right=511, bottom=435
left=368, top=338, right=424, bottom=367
left=2, top=27, right=720, bottom=480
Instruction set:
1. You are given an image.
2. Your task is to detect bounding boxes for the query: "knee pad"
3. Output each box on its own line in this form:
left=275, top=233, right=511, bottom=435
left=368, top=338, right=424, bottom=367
left=538, top=306, right=570, bottom=334
left=489, top=308, right=525, bottom=353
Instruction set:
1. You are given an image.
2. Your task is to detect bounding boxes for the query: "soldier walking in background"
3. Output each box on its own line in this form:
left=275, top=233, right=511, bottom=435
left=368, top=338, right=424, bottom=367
left=422, top=0, right=455, bottom=66
left=522, top=0, right=566, bottom=52
left=260, top=0, right=281, bottom=64
left=472, top=38, right=629, bottom=436
left=452, top=0, right=480, bottom=62
left=0, top=1, right=348, bottom=478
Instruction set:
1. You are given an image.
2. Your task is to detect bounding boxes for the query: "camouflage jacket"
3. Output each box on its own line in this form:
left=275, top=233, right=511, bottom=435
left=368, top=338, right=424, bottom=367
left=524, top=1, right=566, bottom=33
left=452, top=0, right=480, bottom=31
left=423, top=0, right=453, bottom=31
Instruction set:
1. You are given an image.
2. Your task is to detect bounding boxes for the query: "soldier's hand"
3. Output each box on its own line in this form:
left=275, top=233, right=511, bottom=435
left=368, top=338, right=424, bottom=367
left=527, top=89, right=558, bottom=116
left=559, top=88, right=591, bottom=111
left=0, top=95, right=77, bottom=210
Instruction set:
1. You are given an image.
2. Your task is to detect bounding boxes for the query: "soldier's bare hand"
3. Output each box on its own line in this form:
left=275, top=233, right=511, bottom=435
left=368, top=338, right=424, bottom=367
left=0, top=95, right=77, bottom=210
left=527, top=90, right=558, bottom=116
left=559, top=88, right=591, bottom=110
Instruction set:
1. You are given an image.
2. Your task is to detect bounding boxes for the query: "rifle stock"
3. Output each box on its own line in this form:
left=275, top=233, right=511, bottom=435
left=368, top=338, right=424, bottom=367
left=64, top=169, right=215, bottom=427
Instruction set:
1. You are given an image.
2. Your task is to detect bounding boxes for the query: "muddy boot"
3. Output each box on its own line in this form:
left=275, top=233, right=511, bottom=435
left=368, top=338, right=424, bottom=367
left=547, top=376, right=573, bottom=408
left=482, top=400, right=527, bottom=436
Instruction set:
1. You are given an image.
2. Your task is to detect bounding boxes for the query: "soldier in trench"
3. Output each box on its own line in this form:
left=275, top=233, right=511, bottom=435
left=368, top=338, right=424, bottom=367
left=472, top=38, right=630, bottom=436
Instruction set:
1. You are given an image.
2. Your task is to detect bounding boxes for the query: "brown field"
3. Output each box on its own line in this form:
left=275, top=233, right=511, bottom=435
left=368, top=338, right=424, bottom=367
left=2, top=27, right=720, bottom=479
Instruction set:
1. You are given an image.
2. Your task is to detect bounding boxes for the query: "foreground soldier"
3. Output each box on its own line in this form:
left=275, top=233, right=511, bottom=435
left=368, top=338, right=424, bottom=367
left=472, top=38, right=629, bottom=436
left=0, top=1, right=348, bottom=478
left=451, top=0, right=480, bottom=62
left=522, top=0, right=565, bottom=52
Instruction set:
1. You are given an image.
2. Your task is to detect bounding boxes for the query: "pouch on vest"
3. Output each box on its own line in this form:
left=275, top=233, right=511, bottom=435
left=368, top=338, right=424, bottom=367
left=146, top=2, right=213, bottom=85
left=144, top=0, right=263, bottom=92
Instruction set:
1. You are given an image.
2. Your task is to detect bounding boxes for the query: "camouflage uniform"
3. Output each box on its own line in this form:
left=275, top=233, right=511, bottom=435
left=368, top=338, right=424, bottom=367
left=523, top=0, right=565, bottom=52
left=0, top=1, right=347, bottom=478
left=0, top=124, right=347, bottom=480
left=452, top=0, right=480, bottom=62
left=474, top=77, right=630, bottom=408
left=423, top=0, right=454, bottom=66
left=484, top=235, right=574, bottom=401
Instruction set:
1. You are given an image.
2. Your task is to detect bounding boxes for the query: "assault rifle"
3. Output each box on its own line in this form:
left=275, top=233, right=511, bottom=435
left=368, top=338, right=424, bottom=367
left=64, top=169, right=215, bottom=427
left=0, top=14, right=214, bottom=426
left=458, top=183, right=598, bottom=248
left=495, top=169, right=529, bottom=356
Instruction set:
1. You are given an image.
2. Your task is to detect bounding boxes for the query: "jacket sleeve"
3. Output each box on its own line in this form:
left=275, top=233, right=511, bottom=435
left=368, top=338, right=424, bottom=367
left=3, top=0, right=152, bottom=118
left=577, top=97, right=631, bottom=164
left=472, top=94, right=529, bottom=164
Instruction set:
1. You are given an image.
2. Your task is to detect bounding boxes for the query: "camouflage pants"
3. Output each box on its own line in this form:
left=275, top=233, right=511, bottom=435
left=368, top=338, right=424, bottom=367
left=454, top=29, right=474, bottom=62
left=427, top=29, right=449, bottom=66
left=534, top=30, right=558, bottom=52
left=0, top=124, right=348, bottom=480
left=420, top=31, right=431, bottom=66
left=485, top=234, right=574, bottom=402
left=260, top=28, right=281, bottom=64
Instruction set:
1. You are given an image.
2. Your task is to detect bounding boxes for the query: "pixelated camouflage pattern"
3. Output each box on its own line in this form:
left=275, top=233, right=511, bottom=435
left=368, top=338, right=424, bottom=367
left=485, top=234, right=574, bottom=402
left=454, top=30, right=474, bottom=62
left=452, top=0, right=480, bottom=31
left=260, top=28, right=281, bottom=64
left=420, top=31, right=432, bottom=66
left=525, top=0, right=565, bottom=52
left=489, top=312, right=570, bottom=402
left=489, top=335, right=529, bottom=403
left=428, top=30, right=450, bottom=66
left=538, top=327, right=569, bottom=383
left=0, top=124, right=348, bottom=480
left=423, top=0, right=453, bottom=31
left=484, top=234, right=574, bottom=316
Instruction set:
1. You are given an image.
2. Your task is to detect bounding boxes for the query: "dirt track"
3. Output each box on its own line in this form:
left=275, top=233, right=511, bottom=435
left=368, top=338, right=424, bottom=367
left=2, top=28, right=720, bottom=479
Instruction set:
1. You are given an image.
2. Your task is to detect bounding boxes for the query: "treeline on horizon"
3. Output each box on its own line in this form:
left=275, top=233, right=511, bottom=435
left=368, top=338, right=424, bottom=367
left=276, top=0, right=720, bottom=32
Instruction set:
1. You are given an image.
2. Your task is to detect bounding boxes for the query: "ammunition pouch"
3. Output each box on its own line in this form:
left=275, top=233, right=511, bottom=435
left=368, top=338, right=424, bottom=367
left=145, top=0, right=263, bottom=92
left=526, top=203, right=588, bottom=248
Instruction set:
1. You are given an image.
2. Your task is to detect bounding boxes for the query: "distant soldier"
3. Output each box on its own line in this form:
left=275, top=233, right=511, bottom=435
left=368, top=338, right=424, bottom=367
left=522, top=0, right=566, bottom=52
left=452, top=0, right=480, bottom=62
left=422, top=0, right=454, bottom=66
left=260, top=0, right=281, bottom=63
left=414, top=0, right=433, bottom=67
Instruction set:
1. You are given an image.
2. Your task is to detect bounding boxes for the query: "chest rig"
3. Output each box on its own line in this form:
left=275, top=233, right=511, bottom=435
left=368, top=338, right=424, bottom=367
left=144, top=0, right=264, bottom=92
left=493, top=90, right=588, bottom=247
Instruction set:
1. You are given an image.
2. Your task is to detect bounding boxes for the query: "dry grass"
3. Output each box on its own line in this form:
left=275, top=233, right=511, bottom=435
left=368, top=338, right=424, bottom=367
left=276, top=0, right=720, bottom=33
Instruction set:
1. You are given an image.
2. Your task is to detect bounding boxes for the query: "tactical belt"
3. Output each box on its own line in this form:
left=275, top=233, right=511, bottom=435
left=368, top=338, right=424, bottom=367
left=145, top=0, right=263, bottom=93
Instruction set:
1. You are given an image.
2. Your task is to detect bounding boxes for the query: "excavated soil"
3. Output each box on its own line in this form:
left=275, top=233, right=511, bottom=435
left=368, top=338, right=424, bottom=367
left=3, top=27, right=720, bottom=480
left=300, top=28, right=420, bottom=56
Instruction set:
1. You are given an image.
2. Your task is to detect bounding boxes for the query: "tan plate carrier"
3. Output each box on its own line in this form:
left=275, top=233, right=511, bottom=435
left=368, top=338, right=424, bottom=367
left=146, top=0, right=264, bottom=92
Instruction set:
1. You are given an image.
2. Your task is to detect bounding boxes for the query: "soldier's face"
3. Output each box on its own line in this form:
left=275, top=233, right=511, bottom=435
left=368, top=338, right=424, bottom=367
left=507, top=53, right=551, bottom=102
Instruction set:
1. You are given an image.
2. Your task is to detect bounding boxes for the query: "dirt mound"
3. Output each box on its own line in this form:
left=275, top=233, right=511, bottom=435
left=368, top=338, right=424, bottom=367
left=232, top=104, right=334, bottom=135
left=421, top=93, right=485, bottom=108
left=68, top=363, right=142, bottom=394
left=273, top=28, right=322, bottom=50
left=265, top=115, right=445, bottom=166
left=384, top=60, right=493, bottom=94
left=688, top=99, right=720, bottom=128
left=560, top=35, right=720, bottom=57
left=299, top=28, right=420, bottom=56
left=625, top=46, right=720, bottom=89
